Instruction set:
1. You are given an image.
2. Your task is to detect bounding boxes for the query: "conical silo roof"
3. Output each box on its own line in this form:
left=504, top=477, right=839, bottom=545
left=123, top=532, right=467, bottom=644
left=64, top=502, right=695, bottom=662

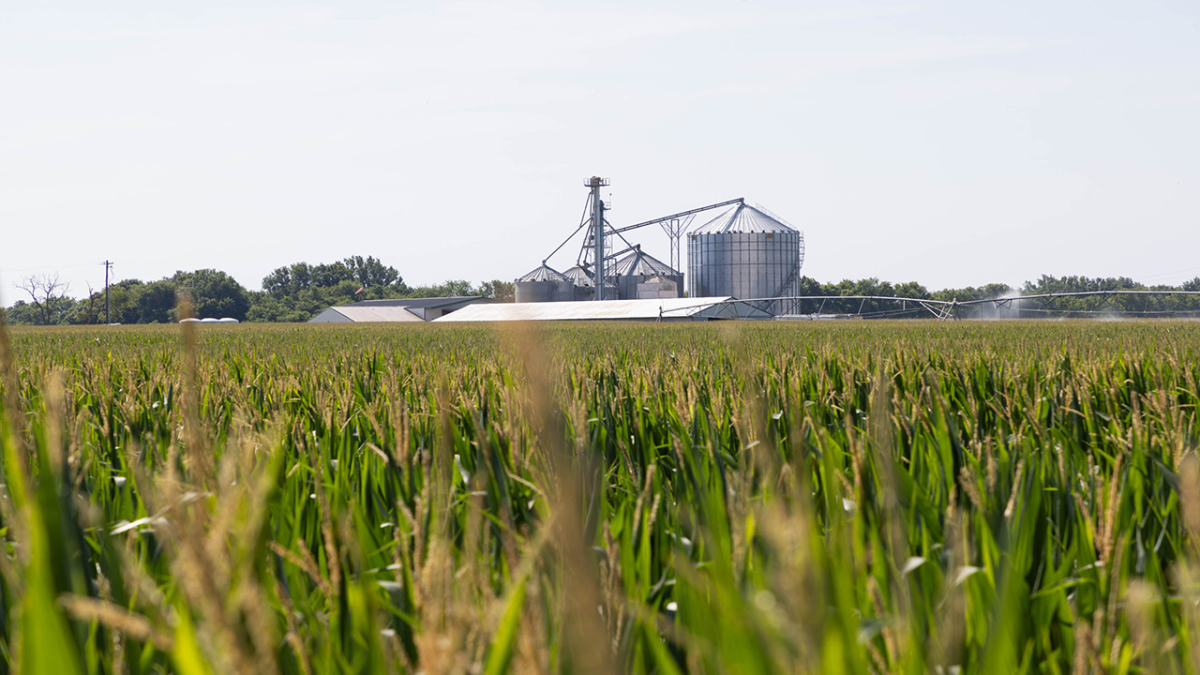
left=691, top=203, right=797, bottom=235
left=562, top=265, right=594, bottom=286
left=612, top=249, right=678, bottom=277
left=517, top=264, right=566, bottom=283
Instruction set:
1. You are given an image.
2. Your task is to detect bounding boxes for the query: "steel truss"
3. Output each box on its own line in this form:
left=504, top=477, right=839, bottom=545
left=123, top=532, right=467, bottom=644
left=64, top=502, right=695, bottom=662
left=692, top=290, right=1200, bottom=320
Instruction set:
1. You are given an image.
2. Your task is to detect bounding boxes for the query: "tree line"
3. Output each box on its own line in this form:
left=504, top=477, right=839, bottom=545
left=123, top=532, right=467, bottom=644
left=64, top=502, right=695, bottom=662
left=2, top=256, right=515, bottom=326
left=4, top=263, right=1199, bottom=325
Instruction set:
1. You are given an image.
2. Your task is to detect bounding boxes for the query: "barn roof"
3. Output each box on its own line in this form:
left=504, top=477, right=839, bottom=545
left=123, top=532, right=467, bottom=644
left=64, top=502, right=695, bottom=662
left=433, top=297, right=771, bottom=322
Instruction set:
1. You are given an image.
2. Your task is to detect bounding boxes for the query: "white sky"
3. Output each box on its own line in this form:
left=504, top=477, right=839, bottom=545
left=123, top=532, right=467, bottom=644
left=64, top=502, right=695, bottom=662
left=2, top=0, right=1198, bottom=301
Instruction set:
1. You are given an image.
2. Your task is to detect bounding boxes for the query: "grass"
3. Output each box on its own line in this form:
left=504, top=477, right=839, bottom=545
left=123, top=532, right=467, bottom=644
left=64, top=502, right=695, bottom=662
left=0, top=319, right=1198, bottom=674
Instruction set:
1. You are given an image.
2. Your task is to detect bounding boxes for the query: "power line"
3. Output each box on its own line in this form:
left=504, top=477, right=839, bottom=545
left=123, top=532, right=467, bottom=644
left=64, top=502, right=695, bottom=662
left=0, top=262, right=102, bottom=274
left=1136, top=264, right=1200, bottom=282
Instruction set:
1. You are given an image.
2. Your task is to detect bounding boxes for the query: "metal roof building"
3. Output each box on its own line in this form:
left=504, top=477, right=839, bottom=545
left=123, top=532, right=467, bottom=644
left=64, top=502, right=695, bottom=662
left=434, top=297, right=770, bottom=322
left=309, top=297, right=488, bottom=323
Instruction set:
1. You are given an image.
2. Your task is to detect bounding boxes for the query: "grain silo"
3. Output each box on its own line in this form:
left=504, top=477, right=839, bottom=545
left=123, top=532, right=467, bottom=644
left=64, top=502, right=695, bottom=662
left=561, top=265, right=596, bottom=301
left=613, top=249, right=682, bottom=300
left=562, top=265, right=593, bottom=287
left=687, top=203, right=804, bottom=307
left=515, top=264, right=574, bottom=303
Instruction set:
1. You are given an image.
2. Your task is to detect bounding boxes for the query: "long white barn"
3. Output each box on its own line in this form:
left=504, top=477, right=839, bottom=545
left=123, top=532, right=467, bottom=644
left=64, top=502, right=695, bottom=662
left=434, top=297, right=770, bottom=322
left=309, top=297, right=488, bottom=323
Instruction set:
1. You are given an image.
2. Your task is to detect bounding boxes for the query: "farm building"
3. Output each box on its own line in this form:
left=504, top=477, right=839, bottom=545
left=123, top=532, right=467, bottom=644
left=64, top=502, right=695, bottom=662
left=309, top=297, right=489, bottom=323
left=611, top=249, right=683, bottom=300
left=434, top=296, right=770, bottom=322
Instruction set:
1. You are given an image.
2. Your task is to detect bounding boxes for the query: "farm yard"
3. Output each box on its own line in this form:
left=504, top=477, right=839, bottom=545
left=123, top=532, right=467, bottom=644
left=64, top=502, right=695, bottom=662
left=0, top=320, right=1198, bottom=675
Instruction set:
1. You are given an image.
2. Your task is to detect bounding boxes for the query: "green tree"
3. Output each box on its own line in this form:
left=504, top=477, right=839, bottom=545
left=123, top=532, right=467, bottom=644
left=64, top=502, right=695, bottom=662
left=137, top=280, right=178, bottom=323
left=172, top=269, right=251, bottom=321
left=795, top=276, right=824, bottom=297
left=262, top=256, right=407, bottom=301
left=0, top=301, right=41, bottom=326
left=104, top=279, right=148, bottom=324
left=406, top=280, right=475, bottom=298
left=262, top=264, right=304, bottom=299
left=893, top=281, right=930, bottom=298
left=477, top=280, right=515, bottom=302
left=344, top=255, right=406, bottom=291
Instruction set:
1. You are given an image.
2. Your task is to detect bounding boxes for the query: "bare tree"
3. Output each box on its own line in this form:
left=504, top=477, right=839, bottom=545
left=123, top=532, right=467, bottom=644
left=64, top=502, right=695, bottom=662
left=81, top=282, right=99, bottom=325
left=16, top=273, right=70, bottom=326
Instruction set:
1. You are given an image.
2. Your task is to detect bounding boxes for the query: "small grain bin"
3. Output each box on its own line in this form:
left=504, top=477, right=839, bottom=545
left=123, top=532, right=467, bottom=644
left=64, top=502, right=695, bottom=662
left=515, top=264, right=574, bottom=303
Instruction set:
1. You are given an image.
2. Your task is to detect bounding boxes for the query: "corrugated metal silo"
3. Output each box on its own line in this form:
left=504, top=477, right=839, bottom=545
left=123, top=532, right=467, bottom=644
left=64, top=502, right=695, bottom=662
left=515, top=265, right=574, bottom=303
left=687, top=204, right=804, bottom=308
left=612, top=249, right=683, bottom=300
left=561, top=265, right=597, bottom=301
left=562, top=265, right=593, bottom=287
left=516, top=265, right=566, bottom=302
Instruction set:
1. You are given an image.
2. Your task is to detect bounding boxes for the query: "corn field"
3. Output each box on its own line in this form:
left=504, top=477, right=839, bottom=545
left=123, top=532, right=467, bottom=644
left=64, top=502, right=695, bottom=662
left=0, top=320, right=1199, bottom=675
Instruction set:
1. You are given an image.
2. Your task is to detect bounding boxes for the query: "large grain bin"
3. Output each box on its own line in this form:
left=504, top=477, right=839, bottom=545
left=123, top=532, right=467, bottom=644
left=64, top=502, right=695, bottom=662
left=687, top=204, right=804, bottom=306
left=612, top=249, right=682, bottom=301
left=515, top=265, right=574, bottom=303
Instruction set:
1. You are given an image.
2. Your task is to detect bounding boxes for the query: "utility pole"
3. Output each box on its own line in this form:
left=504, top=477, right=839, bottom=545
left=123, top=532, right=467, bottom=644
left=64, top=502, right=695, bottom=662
left=103, top=260, right=113, bottom=324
